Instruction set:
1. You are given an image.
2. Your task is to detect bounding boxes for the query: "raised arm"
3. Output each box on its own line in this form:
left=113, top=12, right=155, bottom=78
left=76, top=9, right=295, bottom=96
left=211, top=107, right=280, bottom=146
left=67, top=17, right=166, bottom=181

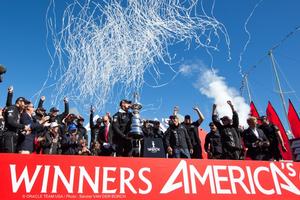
left=227, top=100, right=239, bottom=128
left=212, top=104, right=222, bottom=129
left=6, top=86, right=13, bottom=107
left=38, top=96, right=46, bottom=109
left=193, top=106, right=205, bottom=125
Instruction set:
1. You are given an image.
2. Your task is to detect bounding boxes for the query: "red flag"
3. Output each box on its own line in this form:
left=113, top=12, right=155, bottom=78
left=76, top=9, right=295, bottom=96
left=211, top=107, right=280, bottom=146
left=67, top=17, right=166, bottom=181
left=198, top=128, right=207, bottom=159
left=288, top=99, right=300, bottom=139
left=266, top=101, right=293, bottom=160
left=250, top=101, right=261, bottom=124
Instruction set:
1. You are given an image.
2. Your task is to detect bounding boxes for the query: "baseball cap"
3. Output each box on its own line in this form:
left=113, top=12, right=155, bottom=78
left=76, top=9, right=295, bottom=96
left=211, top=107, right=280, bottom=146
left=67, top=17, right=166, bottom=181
left=68, top=123, right=77, bottom=132
left=15, top=97, right=30, bottom=104
left=50, top=107, right=59, bottom=112
left=184, top=115, right=191, bottom=120
left=260, top=115, right=268, bottom=120
left=50, top=122, right=59, bottom=128
left=220, top=116, right=230, bottom=121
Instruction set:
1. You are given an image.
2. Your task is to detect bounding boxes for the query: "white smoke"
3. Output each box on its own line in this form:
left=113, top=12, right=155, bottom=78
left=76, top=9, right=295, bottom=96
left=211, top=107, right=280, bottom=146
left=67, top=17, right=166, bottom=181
left=183, top=66, right=250, bottom=127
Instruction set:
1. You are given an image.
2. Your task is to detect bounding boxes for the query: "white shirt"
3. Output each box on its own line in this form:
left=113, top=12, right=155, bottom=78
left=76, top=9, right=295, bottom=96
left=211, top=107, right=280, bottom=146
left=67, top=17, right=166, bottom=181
left=251, top=128, right=259, bottom=138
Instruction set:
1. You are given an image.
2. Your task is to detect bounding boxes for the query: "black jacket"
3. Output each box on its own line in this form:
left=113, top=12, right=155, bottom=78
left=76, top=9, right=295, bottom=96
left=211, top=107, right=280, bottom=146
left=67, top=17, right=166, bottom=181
left=204, top=131, right=223, bottom=157
left=77, top=125, right=88, bottom=141
left=259, top=123, right=280, bottom=147
left=98, top=124, right=114, bottom=144
left=61, top=133, right=79, bottom=155
left=18, top=112, right=44, bottom=152
left=212, top=111, right=242, bottom=159
left=90, top=112, right=101, bottom=145
left=4, top=105, right=25, bottom=132
left=182, top=121, right=201, bottom=147
left=49, top=101, right=69, bottom=124
left=165, top=124, right=193, bottom=150
left=41, top=131, right=62, bottom=154
left=112, top=109, right=133, bottom=143
left=243, top=127, right=270, bottom=160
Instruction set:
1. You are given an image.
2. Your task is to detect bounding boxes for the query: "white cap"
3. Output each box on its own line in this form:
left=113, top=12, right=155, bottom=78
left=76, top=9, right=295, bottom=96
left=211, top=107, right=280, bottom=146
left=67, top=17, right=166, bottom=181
left=50, top=122, right=59, bottom=128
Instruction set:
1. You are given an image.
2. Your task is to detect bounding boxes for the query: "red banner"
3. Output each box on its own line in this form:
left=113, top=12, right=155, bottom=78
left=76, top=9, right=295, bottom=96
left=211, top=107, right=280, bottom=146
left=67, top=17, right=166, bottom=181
left=250, top=101, right=261, bottom=125
left=288, top=99, right=300, bottom=139
left=266, top=101, right=293, bottom=160
left=0, top=154, right=300, bottom=200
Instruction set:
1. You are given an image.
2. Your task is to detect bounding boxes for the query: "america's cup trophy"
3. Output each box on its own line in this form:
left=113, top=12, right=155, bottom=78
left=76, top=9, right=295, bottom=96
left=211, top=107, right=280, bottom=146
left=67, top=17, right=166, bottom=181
left=129, top=92, right=144, bottom=139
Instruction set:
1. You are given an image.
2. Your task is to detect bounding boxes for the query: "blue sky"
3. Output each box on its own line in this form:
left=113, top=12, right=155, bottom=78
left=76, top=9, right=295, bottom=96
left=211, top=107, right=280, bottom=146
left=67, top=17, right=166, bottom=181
left=0, top=0, right=300, bottom=132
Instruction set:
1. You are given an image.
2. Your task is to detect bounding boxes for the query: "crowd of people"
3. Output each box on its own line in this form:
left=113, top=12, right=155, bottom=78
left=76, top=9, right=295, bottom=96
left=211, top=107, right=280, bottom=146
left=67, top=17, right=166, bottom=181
left=0, top=86, right=288, bottom=161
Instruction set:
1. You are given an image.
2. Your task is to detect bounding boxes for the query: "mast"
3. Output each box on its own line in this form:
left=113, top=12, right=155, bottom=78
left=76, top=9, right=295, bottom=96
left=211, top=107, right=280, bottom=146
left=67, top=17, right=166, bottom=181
left=244, top=74, right=252, bottom=103
left=268, top=50, right=292, bottom=135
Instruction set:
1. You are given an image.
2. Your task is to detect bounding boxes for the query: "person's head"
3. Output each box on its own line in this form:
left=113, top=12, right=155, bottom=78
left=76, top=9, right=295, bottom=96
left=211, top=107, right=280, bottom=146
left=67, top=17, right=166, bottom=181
left=36, top=107, right=46, bottom=117
left=221, top=116, right=231, bottom=126
left=260, top=116, right=269, bottom=125
left=80, top=139, right=87, bottom=146
left=25, top=103, right=35, bottom=115
left=93, top=141, right=100, bottom=149
left=102, top=115, right=110, bottom=126
left=15, top=97, right=29, bottom=110
left=153, top=120, right=160, bottom=130
left=209, top=122, right=217, bottom=132
left=77, top=116, right=84, bottom=126
left=50, top=122, right=59, bottom=134
left=184, top=115, right=192, bottom=124
left=96, top=117, right=102, bottom=126
left=247, top=116, right=257, bottom=128
left=119, top=99, right=132, bottom=111
left=170, top=115, right=179, bottom=126
left=50, top=107, right=59, bottom=117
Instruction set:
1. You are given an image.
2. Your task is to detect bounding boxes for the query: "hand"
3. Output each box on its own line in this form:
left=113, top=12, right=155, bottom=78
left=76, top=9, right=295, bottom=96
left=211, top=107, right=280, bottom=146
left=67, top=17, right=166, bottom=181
left=207, top=152, right=213, bottom=159
left=90, top=106, right=95, bottom=113
left=227, top=100, right=233, bottom=106
left=64, top=97, right=68, bottom=103
left=173, top=106, right=179, bottom=115
left=43, top=122, right=51, bottom=127
left=24, top=125, right=31, bottom=132
left=189, top=149, right=194, bottom=155
left=262, top=141, right=270, bottom=147
left=8, top=86, right=13, bottom=93
left=212, top=104, right=217, bottom=110
left=167, top=146, right=173, bottom=155
left=193, top=106, right=199, bottom=111
left=41, top=116, right=50, bottom=124
left=40, top=96, right=46, bottom=101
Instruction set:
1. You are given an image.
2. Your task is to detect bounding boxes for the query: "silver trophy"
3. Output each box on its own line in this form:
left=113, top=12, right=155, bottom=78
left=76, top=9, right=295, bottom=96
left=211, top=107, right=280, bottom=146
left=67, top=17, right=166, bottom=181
left=129, top=93, right=143, bottom=139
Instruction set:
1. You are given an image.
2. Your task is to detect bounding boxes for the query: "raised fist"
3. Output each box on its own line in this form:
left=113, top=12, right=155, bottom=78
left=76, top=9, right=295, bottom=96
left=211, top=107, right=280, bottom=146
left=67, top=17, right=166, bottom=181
left=8, top=86, right=13, bottom=93
left=64, top=97, right=68, bottom=103
left=40, top=96, right=46, bottom=101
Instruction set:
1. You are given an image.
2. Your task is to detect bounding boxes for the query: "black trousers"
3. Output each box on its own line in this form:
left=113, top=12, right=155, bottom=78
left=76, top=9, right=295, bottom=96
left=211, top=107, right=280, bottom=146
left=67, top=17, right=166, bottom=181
left=115, top=138, right=132, bottom=157
left=2, top=131, right=18, bottom=153
left=191, top=144, right=203, bottom=159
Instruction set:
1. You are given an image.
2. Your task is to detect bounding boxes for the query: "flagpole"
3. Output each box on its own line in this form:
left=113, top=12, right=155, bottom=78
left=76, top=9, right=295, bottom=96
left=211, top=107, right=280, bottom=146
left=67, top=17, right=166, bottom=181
left=268, top=50, right=293, bottom=136
left=244, top=74, right=252, bottom=103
